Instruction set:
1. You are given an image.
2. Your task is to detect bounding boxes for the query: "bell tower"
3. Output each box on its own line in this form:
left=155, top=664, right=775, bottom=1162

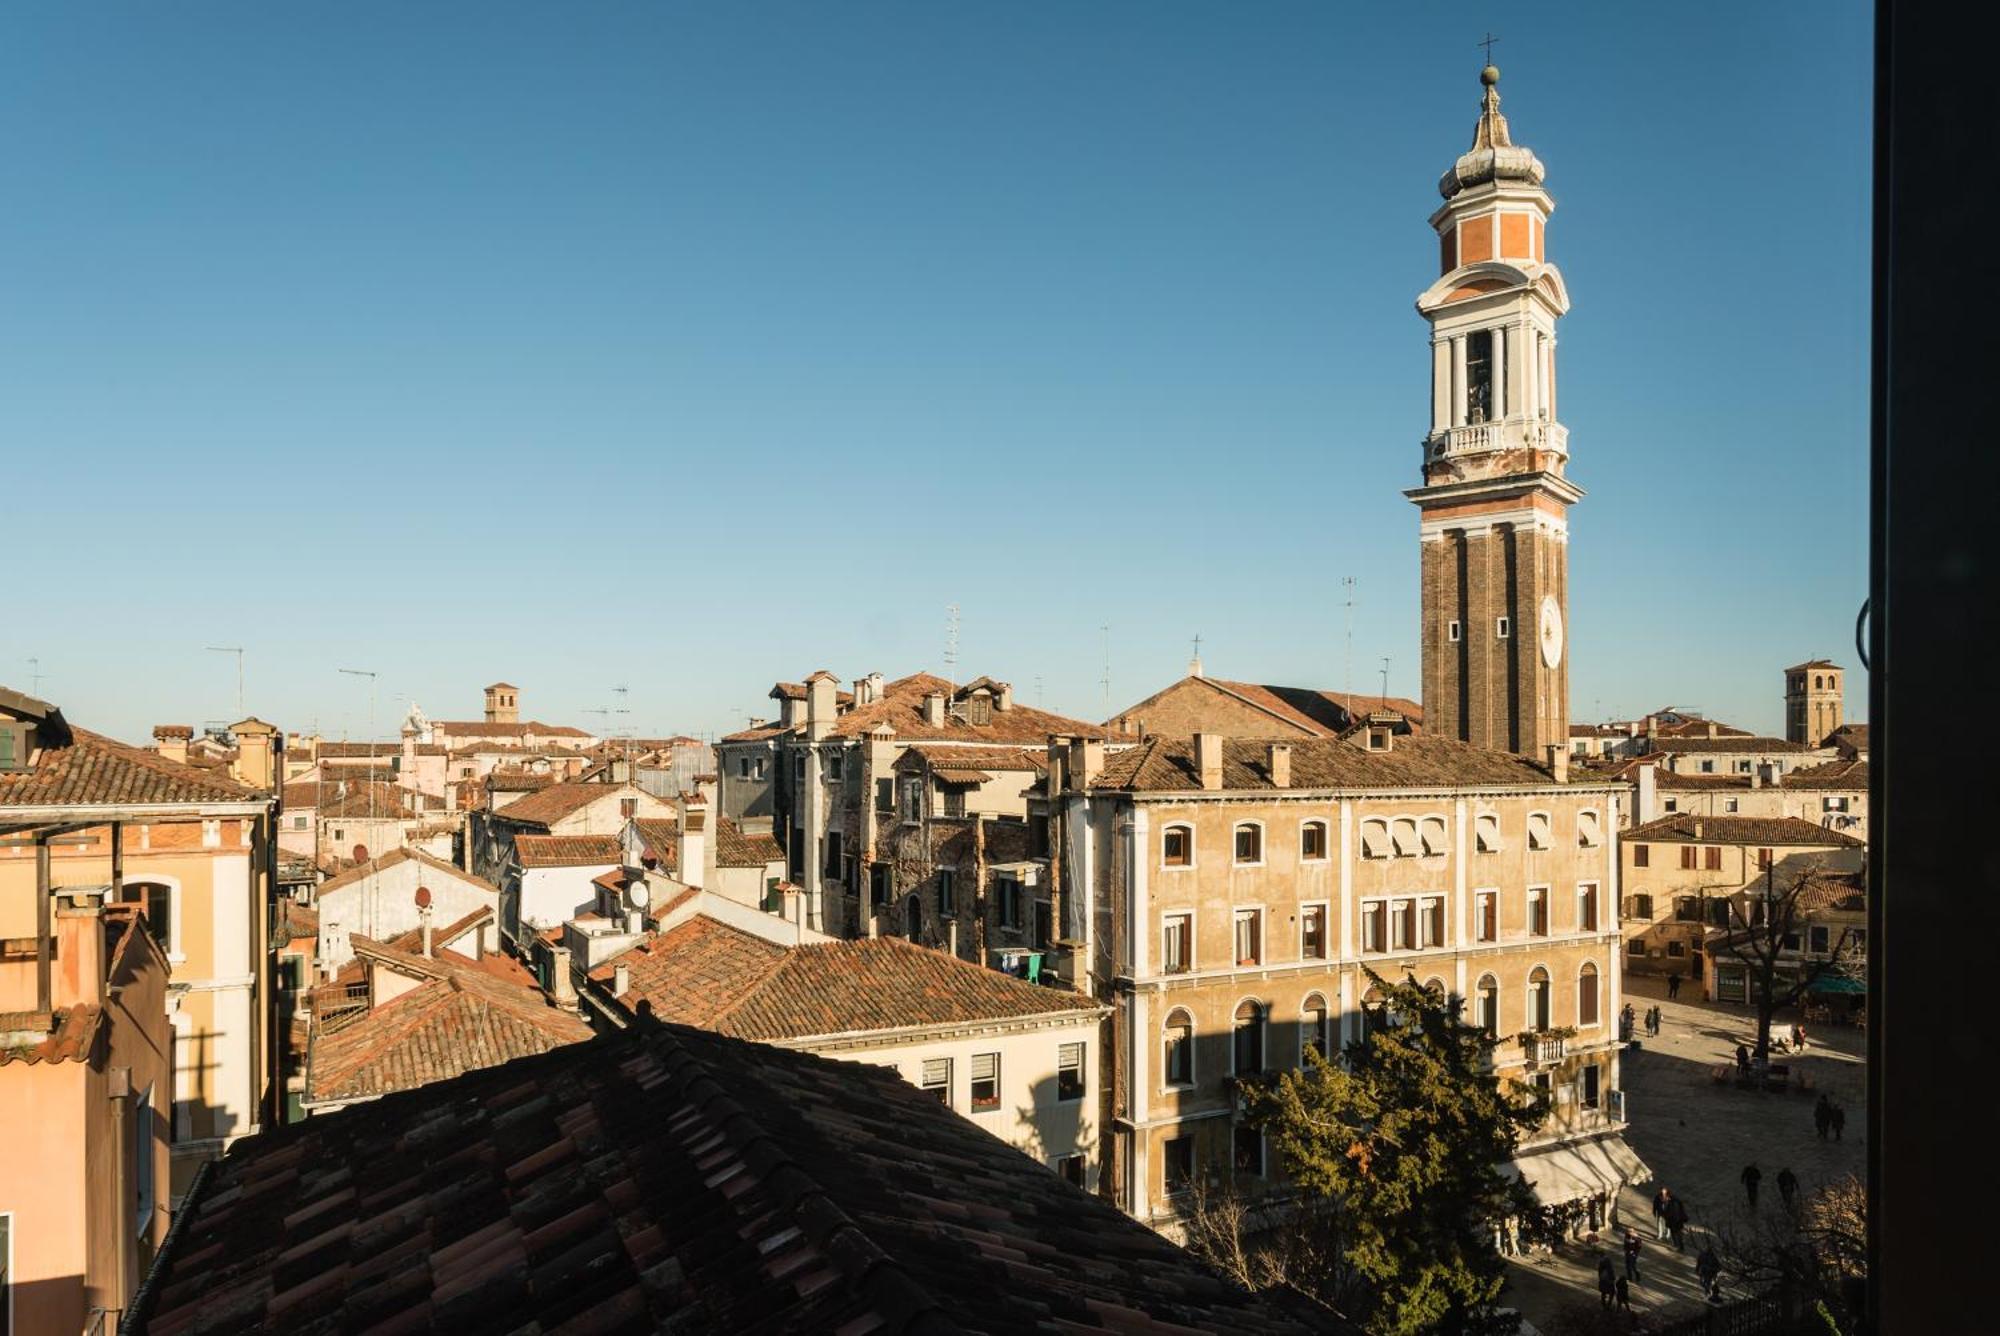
left=1407, top=65, right=1580, bottom=761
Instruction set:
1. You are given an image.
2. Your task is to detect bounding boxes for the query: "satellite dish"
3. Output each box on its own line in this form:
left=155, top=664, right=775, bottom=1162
left=628, top=881, right=651, bottom=908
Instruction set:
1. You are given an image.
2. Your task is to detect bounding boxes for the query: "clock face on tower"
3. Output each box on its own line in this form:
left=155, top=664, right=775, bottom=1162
left=1539, top=595, right=1564, bottom=669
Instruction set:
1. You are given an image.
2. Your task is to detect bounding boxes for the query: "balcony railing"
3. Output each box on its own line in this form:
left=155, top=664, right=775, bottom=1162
left=1424, top=418, right=1569, bottom=463
left=1518, top=1029, right=1569, bottom=1066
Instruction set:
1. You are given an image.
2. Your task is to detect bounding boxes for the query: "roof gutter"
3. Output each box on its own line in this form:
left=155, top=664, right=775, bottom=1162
left=120, top=1155, right=213, bottom=1335
left=0, top=799, right=273, bottom=827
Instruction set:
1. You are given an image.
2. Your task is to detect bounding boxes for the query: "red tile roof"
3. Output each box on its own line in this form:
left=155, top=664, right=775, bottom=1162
left=1654, top=735, right=1816, bottom=754
left=1, top=726, right=260, bottom=808
left=0, top=1006, right=103, bottom=1066
left=1781, top=759, right=1869, bottom=789
left=512, top=834, right=624, bottom=868
left=1092, top=732, right=1574, bottom=792
left=593, top=917, right=1102, bottom=1043
left=1622, top=814, right=1864, bottom=847
left=713, top=817, right=782, bottom=868
left=432, top=720, right=592, bottom=739
left=826, top=672, right=1108, bottom=743
left=141, top=1023, right=1326, bottom=1335
left=491, top=780, right=632, bottom=827
left=898, top=744, right=1049, bottom=773
left=313, top=847, right=499, bottom=899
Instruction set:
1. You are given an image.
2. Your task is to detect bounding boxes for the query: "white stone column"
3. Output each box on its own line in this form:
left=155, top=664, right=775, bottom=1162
left=1432, top=340, right=1451, bottom=433
left=1451, top=337, right=1469, bottom=427
left=1337, top=800, right=1355, bottom=960
left=1490, top=325, right=1507, bottom=419
left=1546, top=336, right=1558, bottom=420
left=1129, top=808, right=1150, bottom=978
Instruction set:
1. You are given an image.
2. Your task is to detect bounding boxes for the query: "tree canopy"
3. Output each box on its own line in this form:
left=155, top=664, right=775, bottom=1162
left=1240, top=970, right=1545, bottom=1336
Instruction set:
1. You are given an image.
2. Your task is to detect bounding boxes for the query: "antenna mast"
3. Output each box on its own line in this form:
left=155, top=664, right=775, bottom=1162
left=1342, top=577, right=1356, bottom=706
left=943, top=604, right=960, bottom=685
left=207, top=645, right=245, bottom=718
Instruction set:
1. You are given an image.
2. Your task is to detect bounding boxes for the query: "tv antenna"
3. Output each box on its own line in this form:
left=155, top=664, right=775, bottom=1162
left=26, top=656, right=43, bottom=696
left=1379, top=657, right=1390, bottom=710
left=1100, top=624, right=1111, bottom=705
left=207, top=645, right=245, bottom=718
left=943, top=604, right=960, bottom=681
left=338, top=668, right=379, bottom=821
left=1341, top=577, right=1356, bottom=704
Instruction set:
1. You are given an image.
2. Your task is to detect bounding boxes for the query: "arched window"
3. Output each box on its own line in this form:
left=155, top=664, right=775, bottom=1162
left=1528, top=966, right=1552, bottom=1032
left=1390, top=818, right=1420, bottom=858
left=1300, top=820, right=1329, bottom=861
left=1361, top=985, right=1389, bottom=1039
left=1578, top=962, right=1600, bottom=1026
left=1163, top=1008, right=1194, bottom=1086
left=1359, top=818, right=1391, bottom=859
left=1419, top=816, right=1450, bottom=857
left=1476, top=974, right=1500, bottom=1036
left=904, top=894, right=923, bottom=943
left=1233, top=1000, right=1265, bottom=1074
left=1301, top=993, right=1331, bottom=1063
left=1233, top=823, right=1264, bottom=865
left=1162, top=824, right=1194, bottom=869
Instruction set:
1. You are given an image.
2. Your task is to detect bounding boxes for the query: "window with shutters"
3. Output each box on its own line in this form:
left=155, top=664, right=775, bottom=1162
left=1164, top=1008, right=1195, bottom=1086
left=1390, top=899, right=1415, bottom=951
left=1631, top=892, right=1654, bottom=920
left=1474, top=889, right=1498, bottom=942
left=1233, top=1001, right=1265, bottom=1074
left=1475, top=975, right=1500, bottom=1036
left=1633, top=843, right=1650, bottom=868
left=1475, top=812, right=1502, bottom=853
left=1421, top=896, right=1446, bottom=948
left=1680, top=846, right=1698, bottom=870
left=1300, top=821, right=1328, bottom=861
left=1705, top=846, right=1723, bottom=871
left=1578, top=963, right=1600, bottom=1026
left=1233, top=908, right=1262, bottom=966
left=1362, top=900, right=1388, bottom=953
left=1527, top=812, right=1552, bottom=851
left=1301, top=904, right=1328, bottom=959
left=1163, top=825, right=1193, bottom=868
left=876, top=778, right=894, bottom=812
left=1162, top=912, right=1192, bottom=974
left=1527, top=886, right=1549, bottom=936
left=970, top=1053, right=1000, bottom=1111
left=1057, top=1043, right=1085, bottom=1101
left=1577, top=810, right=1602, bottom=847
left=921, top=1058, right=952, bottom=1107
left=1391, top=819, right=1420, bottom=858
left=1361, top=819, right=1391, bottom=859
left=1419, top=816, right=1449, bottom=857
left=1577, top=882, right=1599, bottom=932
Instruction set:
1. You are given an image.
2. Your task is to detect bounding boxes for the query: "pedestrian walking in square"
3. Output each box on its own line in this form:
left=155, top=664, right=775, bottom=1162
left=1831, top=1103, right=1846, bottom=1142
left=1792, top=1021, right=1807, bottom=1051
left=1668, top=972, right=1682, bottom=999
left=1649, top=1004, right=1661, bottom=1036
left=1741, top=1162, right=1761, bottom=1209
left=1597, top=1256, right=1617, bottom=1309
left=1623, top=1228, right=1642, bottom=1281
left=1815, top=1094, right=1832, bottom=1140
left=1665, top=1194, right=1689, bottom=1251
left=1696, top=1241, right=1723, bottom=1302
left=1615, top=1275, right=1632, bottom=1312
left=1653, top=1187, right=1671, bottom=1241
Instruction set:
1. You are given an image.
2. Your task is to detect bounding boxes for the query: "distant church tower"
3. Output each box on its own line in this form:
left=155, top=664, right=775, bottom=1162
left=1408, top=66, right=1579, bottom=760
left=1785, top=660, right=1843, bottom=746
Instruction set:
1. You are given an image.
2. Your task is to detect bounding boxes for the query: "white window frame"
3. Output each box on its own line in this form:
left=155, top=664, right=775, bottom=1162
left=970, top=1051, right=1001, bottom=1113
left=1473, top=888, right=1498, bottom=943
left=1232, top=905, right=1264, bottom=966
left=1576, top=809, right=1602, bottom=848
left=1526, top=885, right=1550, bottom=937
left=1475, top=812, right=1502, bottom=853
left=1389, top=897, right=1414, bottom=951
left=1448, top=619, right=1462, bottom=642
left=1497, top=616, right=1511, bottom=639
left=1418, top=895, right=1446, bottom=949
left=1161, top=823, right=1196, bottom=869
left=1299, top=820, right=1330, bottom=862
left=1232, top=821, right=1266, bottom=867
left=1526, top=811, right=1552, bottom=852
left=1419, top=815, right=1449, bottom=857
left=1163, top=1007, right=1197, bottom=1089
left=1299, top=901, right=1330, bottom=960
left=1056, top=1042, right=1086, bottom=1102
left=1360, top=898, right=1388, bottom=953
left=1577, top=881, right=1601, bottom=932
left=1360, top=818, right=1392, bottom=860
left=1162, top=911, right=1194, bottom=975
left=920, top=1057, right=953, bottom=1108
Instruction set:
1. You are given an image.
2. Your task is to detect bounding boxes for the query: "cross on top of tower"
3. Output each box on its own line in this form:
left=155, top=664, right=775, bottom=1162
left=1479, top=32, right=1499, bottom=65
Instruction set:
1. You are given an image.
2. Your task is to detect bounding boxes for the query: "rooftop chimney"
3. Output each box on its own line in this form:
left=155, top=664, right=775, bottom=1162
left=996, top=682, right=1013, bottom=712
left=613, top=961, right=631, bottom=997
left=54, top=902, right=107, bottom=1008
left=1637, top=762, right=1659, bottom=823
left=153, top=725, right=192, bottom=766
left=923, top=692, right=946, bottom=728
left=231, top=718, right=277, bottom=791
left=1706, top=721, right=1719, bottom=739
left=1194, top=733, right=1225, bottom=790
left=549, top=944, right=576, bottom=1005
left=806, top=671, right=838, bottom=740
left=1545, top=743, right=1569, bottom=785
left=1269, top=743, right=1292, bottom=789
left=416, top=885, right=434, bottom=958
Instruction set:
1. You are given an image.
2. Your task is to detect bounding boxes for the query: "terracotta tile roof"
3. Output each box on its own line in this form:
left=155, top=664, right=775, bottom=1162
left=713, top=817, right=782, bottom=868
left=594, top=917, right=1102, bottom=1043
left=1654, top=735, right=1816, bottom=753
left=1205, top=678, right=1426, bottom=736
left=1, top=725, right=260, bottom=808
left=313, top=847, right=499, bottom=899
left=513, top=834, right=623, bottom=868
left=898, top=744, right=1049, bottom=773
left=1622, top=814, right=1864, bottom=847
left=274, top=900, right=319, bottom=943
left=1796, top=871, right=1867, bottom=914
left=0, top=1005, right=104, bottom=1066
left=1092, top=732, right=1575, bottom=793
left=824, top=672, right=1107, bottom=743
left=282, top=779, right=421, bottom=820
left=1648, top=718, right=1753, bottom=739
left=1781, top=759, right=1869, bottom=789
left=315, top=740, right=444, bottom=758
left=433, top=719, right=592, bottom=738
left=719, top=721, right=788, bottom=743
left=141, top=1023, right=1326, bottom=1336
left=484, top=769, right=557, bottom=794
left=1654, top=770, right=1751, bottom=791
left=1786, top=659, right=1842, bottom=671
left=628, top=818, right=679, bottom=863
left=305, top=960, right=591, bottom=1105
left=491, top=781, right=630, bottom=827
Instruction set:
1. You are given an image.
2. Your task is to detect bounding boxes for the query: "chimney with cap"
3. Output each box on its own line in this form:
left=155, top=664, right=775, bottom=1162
left=153, top=725, right=192, bottom=766
left=1269, top=743, right=1292, bottom=789
left=1545, top=744, right=1569, bottom=784
left=923, top=691, right=946, bottom=728
left=996, top=682, right=1013, bottom=712
left=613, top=961, right=631, bottom=997
left=1195, top=733, right=1224, bottom=790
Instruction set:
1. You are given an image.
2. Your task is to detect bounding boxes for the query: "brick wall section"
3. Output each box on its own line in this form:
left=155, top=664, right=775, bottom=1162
left=1418, top=515, right=1569, bottom=757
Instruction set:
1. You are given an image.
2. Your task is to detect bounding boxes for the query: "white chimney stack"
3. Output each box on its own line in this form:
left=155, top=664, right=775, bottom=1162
left=613, top=961, right=631, bottom=997
left=1194, top=733, right=1225, bottom=790
left=1637, top=763, right=1659, bottom=824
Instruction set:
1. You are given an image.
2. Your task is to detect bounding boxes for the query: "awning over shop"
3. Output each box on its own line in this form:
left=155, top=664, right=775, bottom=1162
left=1808, top=974, right=1867, bottom=995
left=1503, top=1134, right=1652, bottom=1208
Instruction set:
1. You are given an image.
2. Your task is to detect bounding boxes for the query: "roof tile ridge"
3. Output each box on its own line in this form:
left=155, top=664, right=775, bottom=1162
left=66, top=726, right=258, bottom=797
left=694, top=922, right=794, bottom=1031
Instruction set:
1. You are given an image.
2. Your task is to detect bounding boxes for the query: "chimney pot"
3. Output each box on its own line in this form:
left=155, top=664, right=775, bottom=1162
left=613, top=961, right=631, bottom=996
left=1194, top=733, right=1225, bottom=790
left=1268, top=743, right=1292, bottom=789
left=1545, top=744, right=1569, bottom=784
left=996, top=683, right=1013, bottom=712
left=923, top=692, right=946, bottom=728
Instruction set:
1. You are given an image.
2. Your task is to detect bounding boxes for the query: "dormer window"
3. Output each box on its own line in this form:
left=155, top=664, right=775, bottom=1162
left=968, top=696, right=992, bottom=726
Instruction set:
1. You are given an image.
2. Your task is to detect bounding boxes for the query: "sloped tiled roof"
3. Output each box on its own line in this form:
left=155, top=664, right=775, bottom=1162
left=283, top=779, right=421, bottom=820
left=628, top=818, right=679, bottom=863
left=1622, top=814, right=1865, bottom=847
left=898, top=744, right=1049, bottom=773
left=491, top=780, right=629, bottom=828
left=593, top=917, right=1102, bottom=1043
left=1204, top=678, right=1425, bottom=735
left=1, top=726, right=260, bottom=808
left=1781, top=759, right=1869, bottom=789
left=141, top=1022, right=1330, bottom=1336
left=513, top=833, right=623, bottom=868
left=313, top=847, right=499, bottom=899
left=719, top=721, right=787, bottom=743
left=1795, top=871, right=1867, bottom=914
left=0, top=1005, right=103, bottom=1066
left=306, top=954, right=591, bottom=1104
left=1092, top=733, right=1572, bottom=793
left=713, top=816, right=782, bottom=868
left=827, top=672, right=1107, bottom=743
left=433, top=719, right=592, bottom=738
left=1656, top=735, right=1815, bottom=754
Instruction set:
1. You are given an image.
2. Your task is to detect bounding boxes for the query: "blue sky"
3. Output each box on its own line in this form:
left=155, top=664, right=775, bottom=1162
left=1, top=3, right=1872, bottom=744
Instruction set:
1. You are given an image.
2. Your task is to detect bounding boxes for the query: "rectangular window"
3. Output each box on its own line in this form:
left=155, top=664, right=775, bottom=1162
left=997, top=878, right=1022, bottom=930
left=1163, top=826, right=1192, bottom=867
left=1725, top=799, right=1740, bottom=813
left=1527, top=887, right=1548, bottom=936
left=824, top=830, right=843, bottom=879
left=754, top=757, right=768, bottom=779
left=1058, top=1154, right=1086, bottom=1188
left=936, top=869, right=955, bottom=917
left=739, top=758, right=751, bottom=779
left=1362, top=901, right=1387, bottom=953
left=1757, top=847, right=1773, bottom=869
left=1164, top=1136, right=1196, bottom=1195
left=1390, top=899, right=1415, bottom=951
left=1475, top=813, right=1501, bottom=853
left=1057, top=1043, right=1085, bottom=1101
left=869, top=863, right=892, bottom=908
left=876, top=778, right=894, bottom=812
left=827, top=752, right=845, bottom=781
left=145, top=884, right=173, bottom=955
left=1448, top=619, right=1462, bottom=642
left=1633, top=844, right=1649, bottom=868
left=1496, top=616, right=1511, bottom=639
left=1664, top=799, right=1679, bottom=813
left=1301, top=904, right=1328, bottom=959
left=795, top=755, right=806, bottom=782
left=1667, top=940, right=1687, bottom=957
left=1582, top=1063, right=1601, bottom=1110
left=1162, top=912, right=1192, bottom=973
left=1810, top=925, right=1831, bottom=953
left=1233, top=908, right=1262, bottom=966
left=1578, top=883, right=1599, bottom=932
left=1234, top=825, right=1262, bottom=864
left=1824, top=796, right=1850, bottom=813
left=1526, top=813, right=1550, bottom=850
left=1705, top=846, right=1723, bottom=871
left=944, top=789, right=965, bottom=818
left=901, top=779, right=924, bottom=821
left=1233, top=1125, right=1264, bottom=1178
left=1300, top=822, right=1327, bottom=860
left=970, top=1052, right=1000, bottom=1111
left=1421, top=896, right=1446, bottom=948
left=1475, top=889, right=1497, bottom=942
left=1680, top=846, right=1698, bottom=870
left=921, top=1058, right=952, bottom=1107
left=1700, top=760, right=1716, bottom=774
left=1631, top=893, right=1654, bottom=920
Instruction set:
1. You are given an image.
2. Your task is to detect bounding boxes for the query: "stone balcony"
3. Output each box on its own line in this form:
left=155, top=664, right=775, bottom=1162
left=1424, top=417, right=1568, bottom=463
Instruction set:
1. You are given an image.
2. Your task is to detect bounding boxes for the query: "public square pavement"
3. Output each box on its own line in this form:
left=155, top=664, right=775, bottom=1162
left=1499, top=973, right=1867, bottom=1331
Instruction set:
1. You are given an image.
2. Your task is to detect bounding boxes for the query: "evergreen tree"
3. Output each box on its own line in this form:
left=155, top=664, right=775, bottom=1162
left=1240, top=969, right=1545, bottom=1335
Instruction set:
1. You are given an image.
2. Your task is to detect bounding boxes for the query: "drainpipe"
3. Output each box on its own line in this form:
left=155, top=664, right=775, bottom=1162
left=109, top=1065, right=135, bottom=1316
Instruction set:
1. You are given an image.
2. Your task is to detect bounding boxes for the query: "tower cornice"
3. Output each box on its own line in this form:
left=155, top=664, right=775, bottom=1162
left=1404, top=471, right=1585, bottom=509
